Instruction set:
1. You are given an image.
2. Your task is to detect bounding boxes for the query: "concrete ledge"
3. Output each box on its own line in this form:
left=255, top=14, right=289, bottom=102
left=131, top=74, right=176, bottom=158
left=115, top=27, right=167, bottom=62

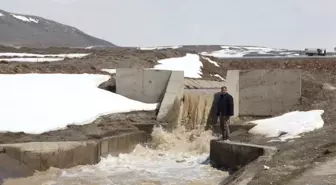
left=0, top=131, right=149, bottom=172
left=210, top=140, right=277, bottom=171
left=1, top=141, right=98, bottom=171
left=212, top=123, right=257, bottom=134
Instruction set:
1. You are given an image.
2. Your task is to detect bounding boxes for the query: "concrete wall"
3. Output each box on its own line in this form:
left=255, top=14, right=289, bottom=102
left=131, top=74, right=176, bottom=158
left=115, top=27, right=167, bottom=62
left=238, top=69, right=301, bottom=116
left=226, top=70, right=240, bottom=117
left=0, top=131, right=148, bottom=172
left=157, top=71, right=184, bottom=126
left=224, top=69, right=301, bottom=117
left=210, top=140, right=277, bottom=171
left=116, top=68, right=171, bottom=103
left=116, top=68, right=184, bottom=127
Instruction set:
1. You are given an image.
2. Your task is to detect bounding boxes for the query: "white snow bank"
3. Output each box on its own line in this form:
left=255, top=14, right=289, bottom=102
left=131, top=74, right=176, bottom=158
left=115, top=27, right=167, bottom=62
left=0, top=53, right=90, bottom=58
left=154, top=54, right=203, bottom=78
left=0, top=57, right=64, bottom=62
left=101, top=69, right=116, bottom=74
left=0, top=13, right=4, bottom=17
left=11, top=14, right=39, bottom=23
left=203, top=57, right=220, bottom=67
left=139, top=46, right=181, bottom=50
left=0, top=74, right=158, bottom=134
left=248, top=110, right=324, bottom=141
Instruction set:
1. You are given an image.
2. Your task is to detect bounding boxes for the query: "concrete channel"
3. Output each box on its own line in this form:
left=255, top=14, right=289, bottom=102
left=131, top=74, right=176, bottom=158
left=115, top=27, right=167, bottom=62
left=0, top=131, right=149, bottom=182
left=0, top=68, right=301, bottom=184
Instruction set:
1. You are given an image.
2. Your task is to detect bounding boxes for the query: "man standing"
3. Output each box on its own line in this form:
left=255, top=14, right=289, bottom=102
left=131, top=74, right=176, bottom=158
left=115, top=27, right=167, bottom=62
left=212, top=86, right=234, bottom=140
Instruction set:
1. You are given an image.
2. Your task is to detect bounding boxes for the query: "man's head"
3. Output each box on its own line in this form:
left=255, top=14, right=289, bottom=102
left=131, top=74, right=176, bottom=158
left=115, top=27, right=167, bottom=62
left=221, top=86, right=227, bottom=93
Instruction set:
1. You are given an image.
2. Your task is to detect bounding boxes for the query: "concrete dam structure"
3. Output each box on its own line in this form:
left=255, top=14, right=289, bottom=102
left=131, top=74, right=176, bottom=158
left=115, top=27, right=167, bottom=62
left=1, top=68, right=302, bottom=185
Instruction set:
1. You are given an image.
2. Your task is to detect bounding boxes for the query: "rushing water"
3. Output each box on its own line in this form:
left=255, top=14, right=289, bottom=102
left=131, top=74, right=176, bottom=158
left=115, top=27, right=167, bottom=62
left=4, top=126, right=228, bottom=185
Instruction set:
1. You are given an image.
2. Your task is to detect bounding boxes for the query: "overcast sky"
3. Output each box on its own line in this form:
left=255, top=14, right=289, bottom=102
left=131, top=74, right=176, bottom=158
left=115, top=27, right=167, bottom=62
left=1, top=0, right=336, bottom=50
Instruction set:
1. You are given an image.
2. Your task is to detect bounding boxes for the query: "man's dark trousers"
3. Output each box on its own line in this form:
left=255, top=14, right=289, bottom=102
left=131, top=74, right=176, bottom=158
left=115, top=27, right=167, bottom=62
left=213, top=113, right=230, bottom=140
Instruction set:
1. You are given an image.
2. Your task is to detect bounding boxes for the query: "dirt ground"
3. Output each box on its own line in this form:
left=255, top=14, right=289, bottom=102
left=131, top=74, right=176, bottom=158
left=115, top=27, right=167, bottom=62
left=0, top=47, right=336, bottom=184
left=0, top=111, right=157, bottom=144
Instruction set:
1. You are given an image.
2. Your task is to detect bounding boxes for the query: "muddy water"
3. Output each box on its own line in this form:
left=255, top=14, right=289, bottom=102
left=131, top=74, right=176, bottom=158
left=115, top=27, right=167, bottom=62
left=4, top=91, right=225, bottom=185
left=181, top=91, right=214, bottom=130
left=4, top=126, right=227, bottom=185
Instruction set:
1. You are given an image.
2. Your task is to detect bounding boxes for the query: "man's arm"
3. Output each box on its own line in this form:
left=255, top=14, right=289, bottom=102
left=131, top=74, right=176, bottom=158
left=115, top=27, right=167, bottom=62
left=228, top=95, right=234, bottom=116
left=212, top=93, right=220, bottom=115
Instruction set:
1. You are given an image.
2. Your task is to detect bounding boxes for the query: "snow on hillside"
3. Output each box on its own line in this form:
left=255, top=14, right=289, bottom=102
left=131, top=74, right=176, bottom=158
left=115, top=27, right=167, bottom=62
left=139, top=46, right=181, bottom=50
left=0, top=52, right=90, bottom=58
left=203, top=57, right=220, bottom=67
left=0, top=58, right=65, bottom=62
left=154, top=53, right=203, bottom=78
left=248, top=110, right=324, bottom=141
left=0, top=52, right=90, bottom=62
left=0, top=74, right=158, bottom=134
left=0, top=13, right=3, bottom=17
left=198, top=46, right=299, bottom=58
left=0, top=9, right=116, bottom=48
left=11, top=14, right=39, bottom=23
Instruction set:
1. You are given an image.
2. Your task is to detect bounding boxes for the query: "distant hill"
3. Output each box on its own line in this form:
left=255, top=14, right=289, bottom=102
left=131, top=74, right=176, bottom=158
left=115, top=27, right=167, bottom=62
left=0, top=9, right=116, bottom=48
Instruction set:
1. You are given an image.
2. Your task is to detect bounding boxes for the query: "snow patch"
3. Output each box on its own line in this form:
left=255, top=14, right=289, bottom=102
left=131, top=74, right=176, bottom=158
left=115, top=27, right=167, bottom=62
left=11, top=14, right=39, bottom=23
left=0, top=58, right=64, bottom=62
left=139, top=46, right=181, bottom=50
left=101, top=69, right=116, bottom=74
left=201, top=45, right=289, bottom=58
left=0, top=74, right=158, bottom=134
left=248, top=110, right=324, bottom=141
left=0, top=13, right=4, bottom=17
left=154, top=54, right=203, bottom=78
left=203, top=57, right=220, bottom=67
left=0, top=53, right=90, bottom=58
left=213, top=74, right=225, bottom=81
left=85, top=46, right=95, bottom=49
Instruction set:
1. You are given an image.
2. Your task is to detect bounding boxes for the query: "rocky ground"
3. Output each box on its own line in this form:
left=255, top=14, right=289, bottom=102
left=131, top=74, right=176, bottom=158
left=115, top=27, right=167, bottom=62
left=0, top=46, right=335, bottom=184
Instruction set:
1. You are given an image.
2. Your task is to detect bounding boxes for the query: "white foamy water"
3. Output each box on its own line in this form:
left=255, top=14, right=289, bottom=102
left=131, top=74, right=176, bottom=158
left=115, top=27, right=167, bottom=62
left=5, top=126, right=227, bottom=185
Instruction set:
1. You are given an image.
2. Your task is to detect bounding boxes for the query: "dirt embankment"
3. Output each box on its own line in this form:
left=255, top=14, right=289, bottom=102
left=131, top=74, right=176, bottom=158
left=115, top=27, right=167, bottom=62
left=0, top=111, right=157, bottom=144
left=210, top=57, right=336, bottom=77
left=0, top=47, right=191, bottom=74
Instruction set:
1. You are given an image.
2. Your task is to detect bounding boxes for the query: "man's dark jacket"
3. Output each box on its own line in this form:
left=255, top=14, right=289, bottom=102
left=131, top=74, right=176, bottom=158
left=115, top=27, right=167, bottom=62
left=212, top=92, right=234, bottom=116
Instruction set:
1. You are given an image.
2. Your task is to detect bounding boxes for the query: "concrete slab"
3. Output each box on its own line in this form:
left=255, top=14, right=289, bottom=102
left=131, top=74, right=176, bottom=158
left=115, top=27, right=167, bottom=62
left=142, top=69, right=171, bottom=103
left=239, top=69, right=301, bottom=116
left=1, top=141, right=98, bottom=171
left=212, top=123, right=257, bottom=134
left=210, top=140, right=277, bottom=171
left=116, top=68, right=143, bottom=102
left=157, top=71, right=184, bottom=125
left=226, top=70, right=240, bottom=117
left=116, top=68, right=171, bottom=103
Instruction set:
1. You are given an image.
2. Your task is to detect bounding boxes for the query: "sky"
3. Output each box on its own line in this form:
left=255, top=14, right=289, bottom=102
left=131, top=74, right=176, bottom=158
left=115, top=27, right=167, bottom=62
left=1, top=0, right=336, bottom=50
